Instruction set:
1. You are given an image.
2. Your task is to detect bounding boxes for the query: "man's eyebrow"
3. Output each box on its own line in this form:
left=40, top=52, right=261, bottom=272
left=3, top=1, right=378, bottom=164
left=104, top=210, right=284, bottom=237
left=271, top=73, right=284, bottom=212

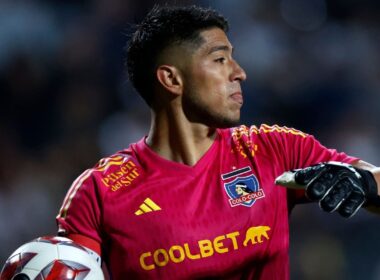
left=207, top=45, right=233, bottom=55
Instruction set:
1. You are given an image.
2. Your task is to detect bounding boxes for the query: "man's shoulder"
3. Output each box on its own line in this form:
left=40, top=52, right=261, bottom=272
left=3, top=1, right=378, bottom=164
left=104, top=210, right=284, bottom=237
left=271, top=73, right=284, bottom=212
left=219, top=124, right=308, bottom=139
left=70, top=145, right=141, bottom=190
left=94, top=150, right=142, bottom=192
left=93, top=148, right=137, bottom=171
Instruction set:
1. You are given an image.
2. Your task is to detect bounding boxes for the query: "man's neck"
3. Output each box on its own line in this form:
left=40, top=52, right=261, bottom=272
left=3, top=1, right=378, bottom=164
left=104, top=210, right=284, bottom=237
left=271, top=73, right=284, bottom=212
left=145, top=111, right=217, bottom=166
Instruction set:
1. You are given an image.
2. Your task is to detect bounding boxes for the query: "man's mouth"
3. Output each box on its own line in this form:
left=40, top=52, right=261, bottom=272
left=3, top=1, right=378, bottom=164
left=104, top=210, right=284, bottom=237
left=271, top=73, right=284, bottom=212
left=230, top=92, right=243, bottom=105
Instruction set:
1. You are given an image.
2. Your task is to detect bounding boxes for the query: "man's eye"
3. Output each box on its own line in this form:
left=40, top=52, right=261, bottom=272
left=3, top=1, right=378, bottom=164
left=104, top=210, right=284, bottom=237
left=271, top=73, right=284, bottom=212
left=215, top=57, right=226, bottom=63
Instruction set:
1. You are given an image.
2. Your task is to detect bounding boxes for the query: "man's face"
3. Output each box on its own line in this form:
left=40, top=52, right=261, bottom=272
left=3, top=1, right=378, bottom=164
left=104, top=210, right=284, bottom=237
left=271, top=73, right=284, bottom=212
left=180, top=28, right=247, bottom=128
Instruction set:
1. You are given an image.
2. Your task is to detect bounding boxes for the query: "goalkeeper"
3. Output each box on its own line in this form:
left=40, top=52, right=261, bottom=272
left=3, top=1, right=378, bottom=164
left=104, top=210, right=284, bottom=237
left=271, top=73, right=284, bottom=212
left=55, top=4, right=380, bottom=280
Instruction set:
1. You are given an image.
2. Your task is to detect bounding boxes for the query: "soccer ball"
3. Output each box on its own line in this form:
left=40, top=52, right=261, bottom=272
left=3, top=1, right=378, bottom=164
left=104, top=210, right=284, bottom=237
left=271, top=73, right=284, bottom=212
left=0, top=236, right=104, bottom=280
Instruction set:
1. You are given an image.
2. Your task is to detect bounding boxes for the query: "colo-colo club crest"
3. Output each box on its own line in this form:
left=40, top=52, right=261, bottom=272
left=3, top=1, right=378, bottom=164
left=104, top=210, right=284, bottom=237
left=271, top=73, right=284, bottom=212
left=222, top=166, right=265, bottom=207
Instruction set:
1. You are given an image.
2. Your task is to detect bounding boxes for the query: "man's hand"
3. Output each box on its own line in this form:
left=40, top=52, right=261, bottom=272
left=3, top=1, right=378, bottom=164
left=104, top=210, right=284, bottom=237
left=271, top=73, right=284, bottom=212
left=275, top=162, right=380, bottom=218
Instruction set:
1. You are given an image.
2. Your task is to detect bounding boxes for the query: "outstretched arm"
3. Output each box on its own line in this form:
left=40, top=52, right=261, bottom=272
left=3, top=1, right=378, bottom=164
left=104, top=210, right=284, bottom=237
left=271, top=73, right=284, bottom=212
left=276, top=160, right=380, bottom=217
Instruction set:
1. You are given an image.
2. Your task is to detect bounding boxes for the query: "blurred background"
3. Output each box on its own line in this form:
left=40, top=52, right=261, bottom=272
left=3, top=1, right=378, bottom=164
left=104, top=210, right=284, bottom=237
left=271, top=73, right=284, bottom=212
left=0, top=0, right=380, bottom=279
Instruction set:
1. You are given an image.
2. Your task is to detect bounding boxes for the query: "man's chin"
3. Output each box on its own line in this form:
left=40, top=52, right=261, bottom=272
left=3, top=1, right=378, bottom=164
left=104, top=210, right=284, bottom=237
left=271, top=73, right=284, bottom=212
left=192, top=109, right=241, bottom=128
left=213, top=117, right=241, bottom=129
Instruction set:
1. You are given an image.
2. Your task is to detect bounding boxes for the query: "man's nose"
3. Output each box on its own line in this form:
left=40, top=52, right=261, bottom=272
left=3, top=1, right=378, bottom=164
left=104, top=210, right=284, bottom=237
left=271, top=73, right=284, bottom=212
left=231, top=60, right=247, bottom=82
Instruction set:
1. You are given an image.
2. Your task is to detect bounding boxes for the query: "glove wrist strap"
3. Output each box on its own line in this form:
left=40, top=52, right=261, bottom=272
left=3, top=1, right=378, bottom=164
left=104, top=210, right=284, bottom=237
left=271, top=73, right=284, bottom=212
left=356, top=169, right=380, bottom=207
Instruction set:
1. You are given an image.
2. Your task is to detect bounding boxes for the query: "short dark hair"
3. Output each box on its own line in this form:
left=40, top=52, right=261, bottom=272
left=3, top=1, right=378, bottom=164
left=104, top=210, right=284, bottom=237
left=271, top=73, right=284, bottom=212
left=126, top=5, right=229, bottom=106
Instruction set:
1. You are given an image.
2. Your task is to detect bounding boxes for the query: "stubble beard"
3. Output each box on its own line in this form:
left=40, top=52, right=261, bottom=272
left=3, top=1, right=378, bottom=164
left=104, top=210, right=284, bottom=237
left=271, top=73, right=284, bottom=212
left=183, top=94, right=241, bottom=128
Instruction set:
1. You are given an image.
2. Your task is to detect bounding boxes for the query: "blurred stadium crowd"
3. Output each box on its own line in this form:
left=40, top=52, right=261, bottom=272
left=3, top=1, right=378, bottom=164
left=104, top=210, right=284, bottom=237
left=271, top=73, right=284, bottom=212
left=1, top=0, right=380, bottom=279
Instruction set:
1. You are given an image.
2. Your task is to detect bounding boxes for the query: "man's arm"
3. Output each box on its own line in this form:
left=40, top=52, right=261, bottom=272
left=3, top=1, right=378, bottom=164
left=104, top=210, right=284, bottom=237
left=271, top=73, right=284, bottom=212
left=276, top=160, right=380, bottom=217
left=67, top=233, right=102, bottom=258
left=67, top=233, right=110, bottom=279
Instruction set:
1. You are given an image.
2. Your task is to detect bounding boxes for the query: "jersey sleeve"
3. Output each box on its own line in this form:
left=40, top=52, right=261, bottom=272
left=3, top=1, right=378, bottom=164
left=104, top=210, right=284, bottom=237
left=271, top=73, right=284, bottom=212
left=280, top=130, right=357, bottom=171
left=285, top=130, right=358, bottom=204
left=254, top=124, right=359, bottom=205
left=56, top=168, right=103, bottom=250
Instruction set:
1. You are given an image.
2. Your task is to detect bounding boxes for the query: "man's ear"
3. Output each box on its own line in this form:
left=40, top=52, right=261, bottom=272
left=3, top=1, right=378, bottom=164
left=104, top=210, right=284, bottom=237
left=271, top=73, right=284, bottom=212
left=156, top=65, right=183, bottom=95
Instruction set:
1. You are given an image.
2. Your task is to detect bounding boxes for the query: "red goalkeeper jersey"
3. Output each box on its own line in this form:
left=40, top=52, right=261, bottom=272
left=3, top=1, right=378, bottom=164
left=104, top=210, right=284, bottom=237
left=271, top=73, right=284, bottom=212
left=56, top=124, right=357, bottom=279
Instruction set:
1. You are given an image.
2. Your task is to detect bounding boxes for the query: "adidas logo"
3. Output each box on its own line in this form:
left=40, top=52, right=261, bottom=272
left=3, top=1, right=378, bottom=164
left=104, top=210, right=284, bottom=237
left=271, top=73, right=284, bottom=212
left=135, top=198, right=161, bottom=215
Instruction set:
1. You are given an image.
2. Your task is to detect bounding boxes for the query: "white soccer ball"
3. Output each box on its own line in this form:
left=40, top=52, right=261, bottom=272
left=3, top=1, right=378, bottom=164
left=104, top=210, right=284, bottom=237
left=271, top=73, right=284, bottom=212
left=0, top=236, right=104, bottom=280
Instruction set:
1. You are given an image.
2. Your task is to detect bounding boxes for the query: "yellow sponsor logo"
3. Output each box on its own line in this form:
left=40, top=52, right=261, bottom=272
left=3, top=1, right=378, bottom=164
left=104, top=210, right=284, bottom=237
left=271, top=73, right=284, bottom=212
left=101, top=160, right=140, bottom=191
left=243, top=225, right=270, bottom=246
left=135, top=198, right=161, bottom=216
left=96, top=155, right=124, bottom=171
left=139, top=226, right=270, bottom=271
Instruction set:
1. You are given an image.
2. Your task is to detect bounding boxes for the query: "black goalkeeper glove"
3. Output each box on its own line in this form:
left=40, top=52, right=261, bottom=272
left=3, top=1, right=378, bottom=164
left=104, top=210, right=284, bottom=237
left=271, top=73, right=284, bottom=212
left=276, top=162, right=380, bottom=218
